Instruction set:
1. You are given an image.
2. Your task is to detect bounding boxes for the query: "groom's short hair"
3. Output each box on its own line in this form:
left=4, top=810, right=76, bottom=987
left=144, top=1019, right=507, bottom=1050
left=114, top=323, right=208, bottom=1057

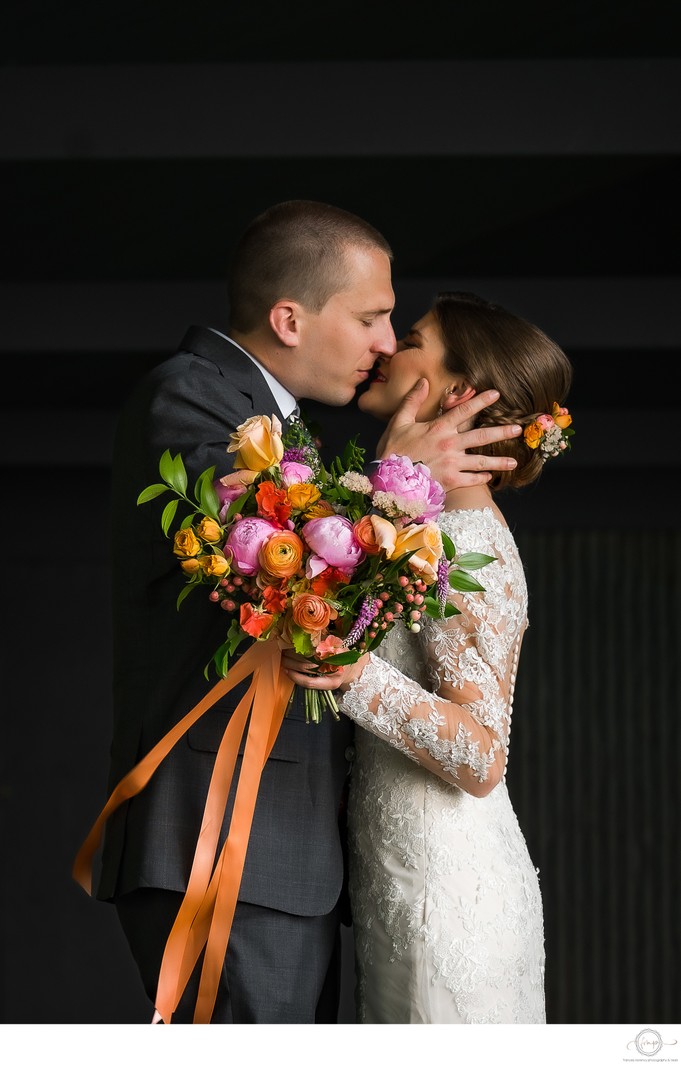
left=227, top=200, right=393, bottom=333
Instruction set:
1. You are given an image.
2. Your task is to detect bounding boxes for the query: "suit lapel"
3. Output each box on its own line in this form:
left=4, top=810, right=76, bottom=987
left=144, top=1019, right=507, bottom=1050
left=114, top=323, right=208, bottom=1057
left=178, top=325, right=287, bottom=424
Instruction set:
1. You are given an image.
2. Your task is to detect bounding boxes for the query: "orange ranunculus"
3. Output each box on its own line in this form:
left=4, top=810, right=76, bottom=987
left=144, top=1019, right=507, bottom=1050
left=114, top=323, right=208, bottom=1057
left=393, top=521, right=444, bottom=584
left=291, top=593, right=338, bottom=634
left=259, top=530, right=304, bottom=579
left=551, top=402, right=572, bottom=429
left=239, top=603, right=276, bottom=638
left=227, top=414, right=284, bottom=471
left=256, top=481, right=292, bottom=525
left=173, top=527, right=201, bottom=558
left=287, top=483, right=321, bottom=511
left=262, top=583, right=289, bottom=615
left=196, top=517, right=222, bottom=543
left=199, top=553, right=231, bottom=578
left=180, top=558, right=201, bottom=575
left=353, top=514, right=397, bottom=557
left=523, top=422, right=543, bottom=450
left=302, top=499, right=336, bottom=521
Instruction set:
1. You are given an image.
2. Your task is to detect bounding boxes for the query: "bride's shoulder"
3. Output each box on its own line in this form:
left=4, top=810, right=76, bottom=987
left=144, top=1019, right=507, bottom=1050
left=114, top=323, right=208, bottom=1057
left=437, top=505, right=516, bottom=554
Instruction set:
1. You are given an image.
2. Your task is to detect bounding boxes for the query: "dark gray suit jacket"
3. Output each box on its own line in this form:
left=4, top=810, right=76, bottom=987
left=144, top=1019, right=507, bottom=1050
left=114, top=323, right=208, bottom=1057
left=98, top=326, right=354, bottom=914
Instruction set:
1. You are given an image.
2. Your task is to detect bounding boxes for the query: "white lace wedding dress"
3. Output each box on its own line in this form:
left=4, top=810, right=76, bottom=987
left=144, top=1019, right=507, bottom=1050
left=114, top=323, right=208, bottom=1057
left=337, top=507, right=546, bottom=1024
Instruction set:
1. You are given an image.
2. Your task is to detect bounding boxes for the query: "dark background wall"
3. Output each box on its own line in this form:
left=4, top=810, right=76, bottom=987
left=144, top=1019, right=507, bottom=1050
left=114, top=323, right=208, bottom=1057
left=1, top=1, right=679, bottom=1025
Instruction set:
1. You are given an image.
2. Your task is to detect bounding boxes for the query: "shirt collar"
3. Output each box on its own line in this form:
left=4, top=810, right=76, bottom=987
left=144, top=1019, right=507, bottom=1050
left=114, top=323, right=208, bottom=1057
left=209, top=329, right=298, bottom=422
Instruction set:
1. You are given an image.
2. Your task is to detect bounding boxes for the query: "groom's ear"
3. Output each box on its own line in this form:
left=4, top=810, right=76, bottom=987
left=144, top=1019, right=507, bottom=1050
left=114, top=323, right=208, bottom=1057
left=269, top=301, right=302, bottom=348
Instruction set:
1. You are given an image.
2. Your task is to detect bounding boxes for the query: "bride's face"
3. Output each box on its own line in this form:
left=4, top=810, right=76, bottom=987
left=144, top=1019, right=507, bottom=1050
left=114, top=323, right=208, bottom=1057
left=358, top=310, right=453, bottom=423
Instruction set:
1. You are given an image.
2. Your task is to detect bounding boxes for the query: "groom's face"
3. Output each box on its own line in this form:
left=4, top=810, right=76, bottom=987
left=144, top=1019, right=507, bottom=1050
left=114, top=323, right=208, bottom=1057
left=295, top=245, right=396, bottom=406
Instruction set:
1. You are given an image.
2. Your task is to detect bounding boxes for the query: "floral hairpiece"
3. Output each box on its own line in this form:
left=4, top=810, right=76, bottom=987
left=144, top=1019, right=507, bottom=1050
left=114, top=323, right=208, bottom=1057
left=523, top=402, right=574, bottom=461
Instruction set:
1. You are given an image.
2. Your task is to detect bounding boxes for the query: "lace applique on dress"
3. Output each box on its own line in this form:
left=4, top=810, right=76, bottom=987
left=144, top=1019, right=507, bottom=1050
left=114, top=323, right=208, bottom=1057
left=341, top=508, right=545, bottom=1024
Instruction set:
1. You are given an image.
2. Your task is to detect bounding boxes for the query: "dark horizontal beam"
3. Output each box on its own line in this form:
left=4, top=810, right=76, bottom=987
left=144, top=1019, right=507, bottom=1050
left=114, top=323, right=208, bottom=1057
left=2, top=61, right=679, bottom=159
left=2, top=277, right=679, bottom=351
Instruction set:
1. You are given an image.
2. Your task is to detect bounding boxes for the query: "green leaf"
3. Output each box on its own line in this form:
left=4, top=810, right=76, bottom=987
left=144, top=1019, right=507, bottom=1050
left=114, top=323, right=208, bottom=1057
left=137, top=483, right=170, bottom=505
left=454, top=551, right=496, bottom=571
left=171, top=453, right=188, bottom=495
left=213, top=641, right=231, bottom=679
left=161, top=497, right=179, bottom=536
left=227, top=620, right=247, bottom=657
left=440, top=530, right=456, bottom=561
left=175, top=583, right=197, bottom=609
left=449, top=569, right=486, bottom=593
left=292, top=628, right=315, bottom=657
left=195, top=466, right=220, bottom=519
left=224, top=488, right=252, bottom=523
left=158, top=449, right=175, bottom=483
left=321, top=650, right=362, bottom=666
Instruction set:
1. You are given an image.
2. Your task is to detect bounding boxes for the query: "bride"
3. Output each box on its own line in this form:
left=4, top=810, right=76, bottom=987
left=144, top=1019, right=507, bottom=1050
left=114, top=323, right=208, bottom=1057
left=284, top=290, right=573, bottom=1024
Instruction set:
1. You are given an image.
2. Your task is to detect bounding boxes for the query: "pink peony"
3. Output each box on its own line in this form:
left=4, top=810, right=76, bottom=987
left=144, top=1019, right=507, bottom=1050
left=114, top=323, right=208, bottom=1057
left=224, top=516, right=279, bottom=575
left=302, top=515, right=365, bottom=578
left=279, top=460, right=314, bottom=487
left=370, top=454, right=445, bottom=523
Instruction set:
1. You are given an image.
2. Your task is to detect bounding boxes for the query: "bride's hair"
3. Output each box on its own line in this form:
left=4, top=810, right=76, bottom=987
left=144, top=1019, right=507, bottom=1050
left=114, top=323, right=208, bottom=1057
left=228, top=200, right=393, bottom=333
left=433, top=291, right=573, bottom=491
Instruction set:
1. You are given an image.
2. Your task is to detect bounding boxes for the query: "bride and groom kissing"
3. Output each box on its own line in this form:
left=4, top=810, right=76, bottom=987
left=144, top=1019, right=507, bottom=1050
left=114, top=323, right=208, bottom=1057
left=88, top=198, right=572, bottom=1024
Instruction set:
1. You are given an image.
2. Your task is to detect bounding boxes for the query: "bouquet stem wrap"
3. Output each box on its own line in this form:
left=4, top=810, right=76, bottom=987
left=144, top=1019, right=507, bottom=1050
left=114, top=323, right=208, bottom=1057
left=72, top=639, right=294, bottom=1024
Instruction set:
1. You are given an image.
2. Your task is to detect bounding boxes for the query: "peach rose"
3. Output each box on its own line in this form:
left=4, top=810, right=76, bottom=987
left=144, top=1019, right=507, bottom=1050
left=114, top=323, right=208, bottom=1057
left=291, top=593, right=338, bottom=634
left=302, top=499, right=336, bottom=521
left=227, top=414, right=284, bottom=471
left=523, top=422, right=543, bottom=450
left=393, top=521, right=443, bottom=583
left=173, top=527, right=201, bottom=558
left=179, top=558, right=201, bottom=575
left=551, top=402, right=572, bottom=430
left=259, top=530, right=304, bottom=579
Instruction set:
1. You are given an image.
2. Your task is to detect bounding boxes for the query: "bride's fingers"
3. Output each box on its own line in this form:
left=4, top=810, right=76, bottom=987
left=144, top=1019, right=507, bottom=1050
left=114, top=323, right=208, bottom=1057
left=284, top=667, right=344, bottom=690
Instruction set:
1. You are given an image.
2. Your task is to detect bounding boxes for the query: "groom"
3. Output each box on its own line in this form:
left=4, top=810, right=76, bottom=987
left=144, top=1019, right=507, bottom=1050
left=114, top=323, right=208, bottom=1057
left=98, top=199, right=520, bottom=1023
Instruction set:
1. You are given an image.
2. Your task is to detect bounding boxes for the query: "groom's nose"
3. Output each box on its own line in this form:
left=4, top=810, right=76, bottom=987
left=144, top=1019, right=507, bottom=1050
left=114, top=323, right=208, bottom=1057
left=372, top=320, right=397, bottom=357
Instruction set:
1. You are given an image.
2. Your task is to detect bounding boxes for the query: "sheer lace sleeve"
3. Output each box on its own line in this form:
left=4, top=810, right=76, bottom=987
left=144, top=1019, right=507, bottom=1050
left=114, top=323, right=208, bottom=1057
left=337, top=508, right=528, bottom=798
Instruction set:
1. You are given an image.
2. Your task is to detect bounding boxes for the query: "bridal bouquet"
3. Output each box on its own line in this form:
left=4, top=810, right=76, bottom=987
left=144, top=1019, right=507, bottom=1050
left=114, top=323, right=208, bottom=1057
left=138, top=413, right=494, bottom=722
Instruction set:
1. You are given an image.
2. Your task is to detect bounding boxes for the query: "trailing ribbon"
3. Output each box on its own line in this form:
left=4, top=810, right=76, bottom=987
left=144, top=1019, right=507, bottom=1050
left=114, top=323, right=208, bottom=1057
left=72, top=639, right=295, bottom=1024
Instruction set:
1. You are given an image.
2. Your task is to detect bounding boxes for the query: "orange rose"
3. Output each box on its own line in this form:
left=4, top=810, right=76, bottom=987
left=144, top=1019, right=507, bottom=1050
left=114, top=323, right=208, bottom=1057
left=353, top=514, right=397, bottom=557
left=173, top=527, right=201, bottom=558
left=291, top=593, right=338, bottom=633
left=259, top=530, right=304, bottom=578
left=199, top=553, right=231, bottom=578
left=523, top=422, right=543, bottom=450
left=393, top=521, right=443, bottom=583
left=287, top=483, right=321, bottom=511
left=196, top=517, right=222, bottom=543
left=240, top=603, right=276, bottom=638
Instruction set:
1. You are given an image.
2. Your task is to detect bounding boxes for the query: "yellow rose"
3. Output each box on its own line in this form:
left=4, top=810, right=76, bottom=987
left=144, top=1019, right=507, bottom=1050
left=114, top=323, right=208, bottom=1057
left=393, top=521, right=443, bottom=583
left=523, top=422, right=543, bottom=450
left=180, top=558, right=201, bottom=575
left=173, top=527, right=201, bottom=558
left=287, top=483, right=321, bottom=511
left=227, top=414, right=285, bottom=471
left=199, top=553, right=231, bottom=578
left=196, top=517, right=222, bottom=543
left=551, top=403, right=572, bottom=430
left=302, top=499, right=336, bottom=521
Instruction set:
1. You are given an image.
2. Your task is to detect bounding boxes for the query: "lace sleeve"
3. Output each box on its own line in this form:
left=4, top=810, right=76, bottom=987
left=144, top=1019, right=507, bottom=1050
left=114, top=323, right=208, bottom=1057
left=337, top=508, right=528, bottom=798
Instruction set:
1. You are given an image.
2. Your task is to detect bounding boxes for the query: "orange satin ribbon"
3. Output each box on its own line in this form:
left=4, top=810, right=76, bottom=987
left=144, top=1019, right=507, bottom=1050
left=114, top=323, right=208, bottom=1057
left=72, top=639, right=295, bottom=1024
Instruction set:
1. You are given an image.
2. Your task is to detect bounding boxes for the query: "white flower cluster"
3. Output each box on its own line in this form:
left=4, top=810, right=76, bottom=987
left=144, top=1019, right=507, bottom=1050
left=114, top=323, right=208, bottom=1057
left=539, top=425, right=568, bottom=460
left=372, top=491, right=427, bottom=519
left=339, top=471, right=374, bottom=494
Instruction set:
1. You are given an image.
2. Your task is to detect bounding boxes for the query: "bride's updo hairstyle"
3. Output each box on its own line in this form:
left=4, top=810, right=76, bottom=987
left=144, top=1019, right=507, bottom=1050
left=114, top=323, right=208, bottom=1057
left=433, top=291, right=573, bottom=491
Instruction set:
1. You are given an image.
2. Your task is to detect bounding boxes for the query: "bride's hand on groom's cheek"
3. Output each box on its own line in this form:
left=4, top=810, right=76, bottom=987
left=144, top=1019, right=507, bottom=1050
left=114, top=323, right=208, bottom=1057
left=376, top=378, right=522, bottom=492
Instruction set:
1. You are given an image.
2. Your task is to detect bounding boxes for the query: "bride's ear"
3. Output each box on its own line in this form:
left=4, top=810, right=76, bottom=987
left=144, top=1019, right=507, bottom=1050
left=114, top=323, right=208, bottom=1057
left=440, top=382, right=476, bottom=411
